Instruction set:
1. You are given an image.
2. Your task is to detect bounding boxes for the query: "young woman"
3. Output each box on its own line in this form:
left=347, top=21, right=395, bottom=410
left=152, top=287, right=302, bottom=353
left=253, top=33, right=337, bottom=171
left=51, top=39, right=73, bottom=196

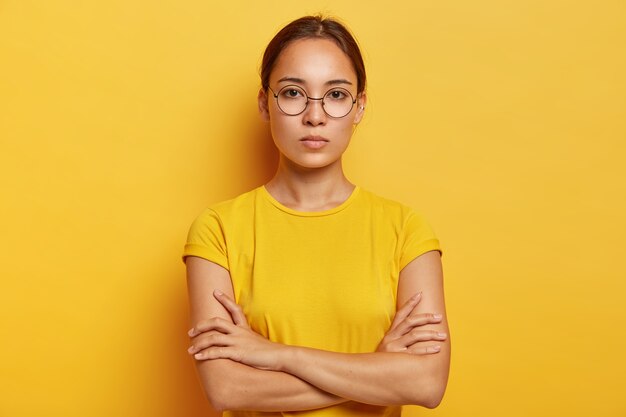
left=183, top=15, right=450, bottom=416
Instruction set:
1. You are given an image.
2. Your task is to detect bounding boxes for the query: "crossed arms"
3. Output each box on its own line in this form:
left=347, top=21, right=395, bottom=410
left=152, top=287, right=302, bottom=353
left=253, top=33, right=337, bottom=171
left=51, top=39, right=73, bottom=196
left=185, top=250, right=450, bottom=412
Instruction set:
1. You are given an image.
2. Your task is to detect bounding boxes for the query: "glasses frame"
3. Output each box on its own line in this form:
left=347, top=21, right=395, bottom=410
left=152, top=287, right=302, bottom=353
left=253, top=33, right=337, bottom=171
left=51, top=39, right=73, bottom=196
left=268, top=84, right=358, bottom=119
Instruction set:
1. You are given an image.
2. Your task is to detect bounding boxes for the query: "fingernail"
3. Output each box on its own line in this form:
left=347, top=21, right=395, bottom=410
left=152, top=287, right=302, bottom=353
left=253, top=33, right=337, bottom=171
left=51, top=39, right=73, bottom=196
left=187, top=346, right=195, bottom=354
left=194, top=353, right=203, bottom=359
left=188, top=328, right=195, bottom=337
left=413, top=292, right=422, bottom=301
left=432, top=345, right=441, bottom=352
left=437, top=332, right=447, bottom=338
left=214, top=289, right=223, bottom=296
left=433, top=314, right=442, bottom=319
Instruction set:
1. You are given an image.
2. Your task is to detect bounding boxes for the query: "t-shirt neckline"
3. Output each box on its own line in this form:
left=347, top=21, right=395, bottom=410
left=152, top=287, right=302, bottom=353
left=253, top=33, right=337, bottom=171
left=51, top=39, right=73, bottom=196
left=260, top=185, right=361, bottom=217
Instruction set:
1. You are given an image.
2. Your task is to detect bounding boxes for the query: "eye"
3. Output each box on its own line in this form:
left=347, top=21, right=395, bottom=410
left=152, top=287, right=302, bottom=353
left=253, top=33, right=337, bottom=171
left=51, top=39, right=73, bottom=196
left=326, top=88, right=349, bottom=101
left=279, top=86, right=305, bottom=99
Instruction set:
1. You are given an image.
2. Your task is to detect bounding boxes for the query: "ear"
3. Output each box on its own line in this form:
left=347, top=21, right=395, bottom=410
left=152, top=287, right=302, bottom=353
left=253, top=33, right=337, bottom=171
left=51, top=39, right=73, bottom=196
left=258, top=88, right=270, bottom=121
left=353, top=92, right=367, bottom=125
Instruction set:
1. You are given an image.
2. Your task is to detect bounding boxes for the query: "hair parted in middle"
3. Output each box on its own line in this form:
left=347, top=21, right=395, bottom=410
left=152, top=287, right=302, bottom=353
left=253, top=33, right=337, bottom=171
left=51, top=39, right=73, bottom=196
left=260, top=15, right=367, bottom=94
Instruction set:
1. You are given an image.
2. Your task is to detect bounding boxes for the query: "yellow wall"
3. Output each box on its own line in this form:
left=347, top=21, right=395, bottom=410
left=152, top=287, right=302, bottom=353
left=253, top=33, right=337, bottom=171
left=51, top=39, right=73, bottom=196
left=1, top=1, right=624, bottom=416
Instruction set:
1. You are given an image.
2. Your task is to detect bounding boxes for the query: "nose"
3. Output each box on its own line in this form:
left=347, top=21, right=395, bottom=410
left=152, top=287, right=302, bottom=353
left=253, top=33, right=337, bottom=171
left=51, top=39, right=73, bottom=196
left=302, top=98, right=327, bottom=126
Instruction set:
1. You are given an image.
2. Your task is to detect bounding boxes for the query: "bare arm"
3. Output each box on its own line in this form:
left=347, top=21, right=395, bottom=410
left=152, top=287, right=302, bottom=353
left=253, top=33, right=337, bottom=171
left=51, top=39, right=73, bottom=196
left=280, top=251, right=450, bottom=407
left=185, top=256, right=347, bottom=412
left=192, top=250, right=450, bottom=408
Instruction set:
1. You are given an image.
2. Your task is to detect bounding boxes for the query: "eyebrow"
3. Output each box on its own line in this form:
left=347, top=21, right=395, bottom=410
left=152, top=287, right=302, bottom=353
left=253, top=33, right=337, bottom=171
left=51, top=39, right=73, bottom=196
left=277, top=76, right=353, bottom=86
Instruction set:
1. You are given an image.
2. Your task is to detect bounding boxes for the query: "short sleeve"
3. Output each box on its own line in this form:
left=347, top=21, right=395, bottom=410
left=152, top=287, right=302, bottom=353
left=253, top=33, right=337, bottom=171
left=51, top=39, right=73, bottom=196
left=182, top=208, right=229, bottom=270
left=398, top=210, right=442, bottom=270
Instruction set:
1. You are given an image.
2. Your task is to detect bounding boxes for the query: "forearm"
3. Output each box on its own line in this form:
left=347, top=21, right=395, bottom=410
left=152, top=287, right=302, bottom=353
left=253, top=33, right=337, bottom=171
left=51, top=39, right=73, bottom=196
left=277, top=346, right=449, bottom=408
left=197, top=358, right=348, bottom=412
left=186, top=259, right=345, bottom=411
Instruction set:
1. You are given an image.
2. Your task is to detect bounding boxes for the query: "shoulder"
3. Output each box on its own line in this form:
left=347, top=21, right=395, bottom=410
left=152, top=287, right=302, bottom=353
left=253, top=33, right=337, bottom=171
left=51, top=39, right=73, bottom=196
left=186, top=187, right=263, bottom=239
left=209, top=187, right=261, bottom=215
left=193, top=187, right=262, bottom=222
left=357, top=187, right=441, bottom=255
left=357, top=188, right=428, bottom=225
left=183, top=188, right=263, bottom=265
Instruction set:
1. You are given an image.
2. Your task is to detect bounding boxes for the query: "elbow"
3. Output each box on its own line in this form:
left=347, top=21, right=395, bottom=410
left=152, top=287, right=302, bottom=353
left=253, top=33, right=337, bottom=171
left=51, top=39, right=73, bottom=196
left=204, top=378, right=247, bottom=412
left=208, top=400, right=230, bottom=413
left=425, top=377, right=449, bottom=409
left=197, top=362, right=239, bottom=412
left=406, top=367, right=448, bottom=409
left=206, top=393, right=228, bottom=413
left=203, top=378, right=231, bottom=412
left=411, top=351, right=450, bottom=409
left=407, top=381, right=446, bottom=409
left=421, top=386, right=445, bottom=409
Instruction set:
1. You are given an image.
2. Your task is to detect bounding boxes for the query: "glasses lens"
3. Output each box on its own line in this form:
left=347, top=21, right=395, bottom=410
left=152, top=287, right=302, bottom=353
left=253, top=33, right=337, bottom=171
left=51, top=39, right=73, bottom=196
left=323, top=88, right=354, bottom=118
left=276, top=86, right=307, bottom=115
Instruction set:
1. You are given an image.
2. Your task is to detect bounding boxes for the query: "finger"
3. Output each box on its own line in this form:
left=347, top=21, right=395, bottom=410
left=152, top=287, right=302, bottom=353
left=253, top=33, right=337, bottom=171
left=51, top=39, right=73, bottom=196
left=389, top=292, right=422, bottom=332
left=188, top=332, right=230, bottom=354
left=189, top=329, right=221, bottom=342
left=213, top=290, right=250, bottom=329
left=193, top=346, right=233, bottom=361
left=396, top=329, right=447, bottom=347
left=394, top=312, right=443, bottom=337
left=189, top=317, right=233, bottom=337
left=377, top=338, right=409, bottom=354
left=406, top=344, right=442, bottom=355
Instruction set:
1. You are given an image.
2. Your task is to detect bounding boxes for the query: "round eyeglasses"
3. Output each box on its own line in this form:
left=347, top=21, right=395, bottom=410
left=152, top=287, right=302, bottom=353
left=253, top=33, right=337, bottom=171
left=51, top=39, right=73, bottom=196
left=268, top=85, right=357, bottom=118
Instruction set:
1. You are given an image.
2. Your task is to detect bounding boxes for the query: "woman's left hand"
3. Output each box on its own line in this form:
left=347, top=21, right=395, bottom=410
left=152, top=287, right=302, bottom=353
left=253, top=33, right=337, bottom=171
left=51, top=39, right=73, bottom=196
left=377, top=292, right=446, bottom=354
left=187, top=290, right=284, bottom=371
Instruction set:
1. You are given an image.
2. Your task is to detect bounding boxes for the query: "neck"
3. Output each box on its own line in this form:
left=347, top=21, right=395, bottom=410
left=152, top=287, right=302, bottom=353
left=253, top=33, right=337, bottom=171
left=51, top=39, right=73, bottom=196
left=265, top=155, right=355, bottom=212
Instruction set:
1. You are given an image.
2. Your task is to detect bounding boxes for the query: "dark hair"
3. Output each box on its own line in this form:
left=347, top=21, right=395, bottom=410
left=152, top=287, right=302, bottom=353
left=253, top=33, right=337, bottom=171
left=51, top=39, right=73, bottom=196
left=261, top=15, right=366, bottom=94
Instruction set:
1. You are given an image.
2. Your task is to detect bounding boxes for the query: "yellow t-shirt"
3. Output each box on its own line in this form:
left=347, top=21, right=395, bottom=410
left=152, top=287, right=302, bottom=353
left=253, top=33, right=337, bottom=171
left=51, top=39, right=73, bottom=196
left=183, top=186, right=441, bottom=417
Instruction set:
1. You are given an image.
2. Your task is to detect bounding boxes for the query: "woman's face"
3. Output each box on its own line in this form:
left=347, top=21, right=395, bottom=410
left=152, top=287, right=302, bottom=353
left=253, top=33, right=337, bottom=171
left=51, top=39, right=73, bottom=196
left=259, top=38, right=366, bottom=171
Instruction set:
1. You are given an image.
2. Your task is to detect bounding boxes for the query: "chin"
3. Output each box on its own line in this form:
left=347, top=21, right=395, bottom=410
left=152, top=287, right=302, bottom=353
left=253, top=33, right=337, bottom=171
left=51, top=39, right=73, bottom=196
left=283, top=154, right=341, bottom=171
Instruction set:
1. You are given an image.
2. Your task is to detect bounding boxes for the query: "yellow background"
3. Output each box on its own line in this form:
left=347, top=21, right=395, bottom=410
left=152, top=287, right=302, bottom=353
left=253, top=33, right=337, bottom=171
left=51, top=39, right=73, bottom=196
left=1, top=1, right=625, bottom=416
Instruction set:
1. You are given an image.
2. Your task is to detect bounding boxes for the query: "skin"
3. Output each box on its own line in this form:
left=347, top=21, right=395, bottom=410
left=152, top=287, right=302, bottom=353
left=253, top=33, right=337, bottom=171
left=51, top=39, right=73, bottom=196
left=185, top=38, right=450, bottom=411
left=259, top=38, right=365, bottom=211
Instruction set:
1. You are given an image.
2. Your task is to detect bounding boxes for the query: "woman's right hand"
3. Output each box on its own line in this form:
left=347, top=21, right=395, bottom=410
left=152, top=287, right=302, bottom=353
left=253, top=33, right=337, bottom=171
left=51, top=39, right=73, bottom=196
left=376, top=292, right=447, bottom=354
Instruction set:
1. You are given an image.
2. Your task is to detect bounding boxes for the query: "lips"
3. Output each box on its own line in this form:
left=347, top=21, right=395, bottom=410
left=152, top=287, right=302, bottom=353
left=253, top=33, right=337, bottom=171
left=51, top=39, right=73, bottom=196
left=300, top=135, right=329, bottom=150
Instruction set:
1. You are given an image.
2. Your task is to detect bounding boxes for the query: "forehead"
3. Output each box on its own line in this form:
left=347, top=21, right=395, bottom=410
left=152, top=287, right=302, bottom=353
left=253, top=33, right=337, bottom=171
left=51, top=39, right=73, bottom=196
left=270, top=38, right=357, bottom=86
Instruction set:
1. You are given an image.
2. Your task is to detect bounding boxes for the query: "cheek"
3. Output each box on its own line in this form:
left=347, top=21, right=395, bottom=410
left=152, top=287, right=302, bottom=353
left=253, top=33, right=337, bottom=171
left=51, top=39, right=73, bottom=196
left=335, top=122, right=355, bottom=142
left=268, top=115, right=294, bottom=146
